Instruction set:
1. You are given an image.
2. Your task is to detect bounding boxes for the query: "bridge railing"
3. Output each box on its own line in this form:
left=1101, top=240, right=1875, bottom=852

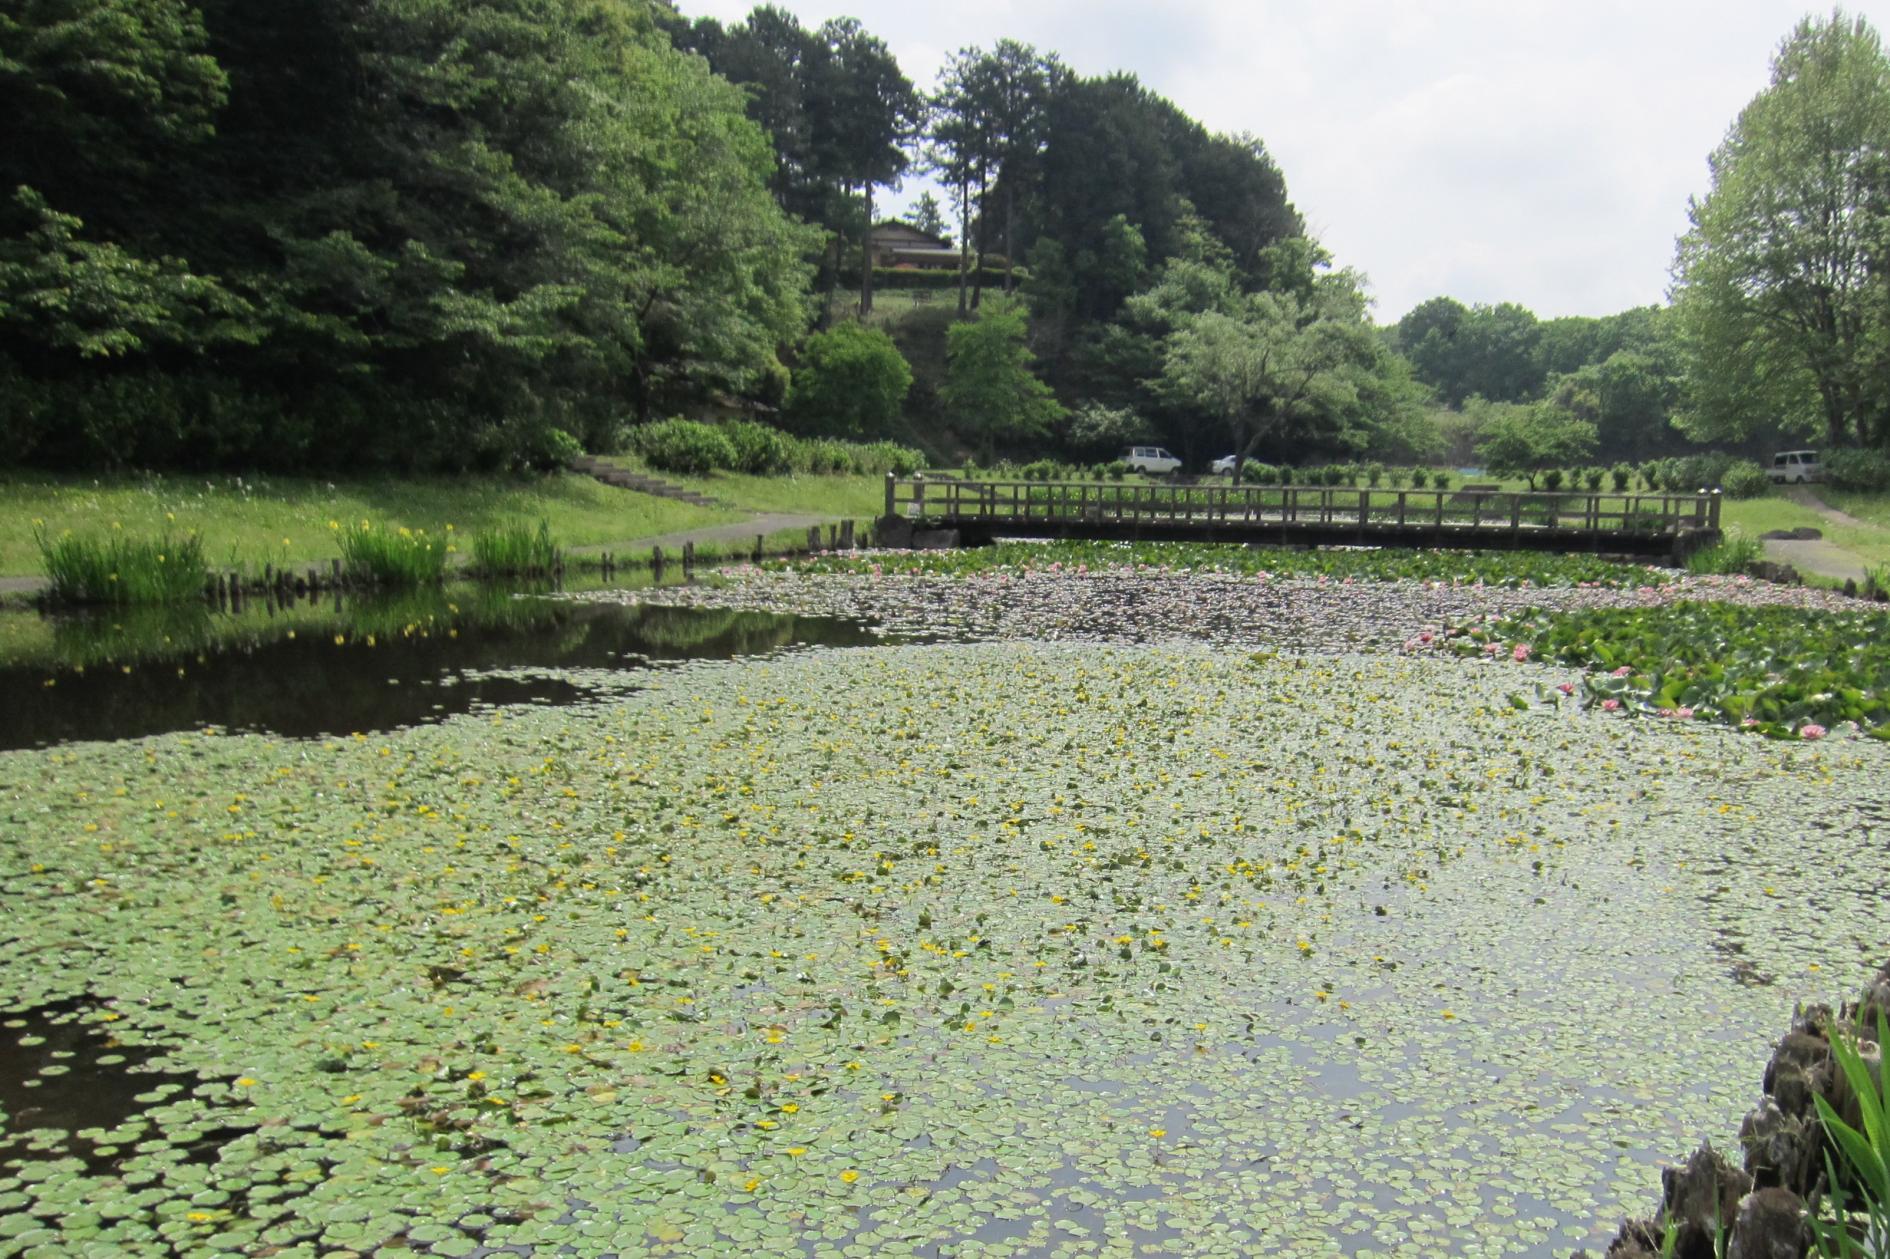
left=884, top=475, right=1721, bottom=536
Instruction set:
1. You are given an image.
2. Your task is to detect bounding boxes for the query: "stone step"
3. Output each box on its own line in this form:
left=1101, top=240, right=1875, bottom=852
left=570, top=457, right=727, bottom=507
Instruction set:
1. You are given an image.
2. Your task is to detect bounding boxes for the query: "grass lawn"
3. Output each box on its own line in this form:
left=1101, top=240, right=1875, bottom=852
left=599, top=458, right=892, bottom=520
left=0, top=472, right=742, bottom=579
left=1823, top=488, right=1890, bottom=528
left=1722, top=490, right=1890, bottom=573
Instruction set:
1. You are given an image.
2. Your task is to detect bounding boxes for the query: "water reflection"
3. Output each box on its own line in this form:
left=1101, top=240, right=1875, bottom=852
left=0, top=583, right=887, bottom=749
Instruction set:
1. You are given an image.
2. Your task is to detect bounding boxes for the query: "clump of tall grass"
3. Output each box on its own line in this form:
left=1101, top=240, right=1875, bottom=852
left=1811, top=1009, right=1887, bottom=1256
left=337, top=522, right=447, bottom=587
left=36, top=526, right=209, bottom=604
left=470, top=519, right=560, bottom=577
left=1686, top=529, right=1763, bottom=576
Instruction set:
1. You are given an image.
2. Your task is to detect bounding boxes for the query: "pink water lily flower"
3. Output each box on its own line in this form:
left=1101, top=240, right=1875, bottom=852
left=1512, top=643, right=1533, bottom=662
left=1799, top=723, right=1827, bottom=740
left=1601, top=699, right=1621, bottom=711
left=1674, top=707, right=1694, bottom=720
left=1556, top=682, right=1575, bottom=695
left=1611, top=666, right=1632, bottom=677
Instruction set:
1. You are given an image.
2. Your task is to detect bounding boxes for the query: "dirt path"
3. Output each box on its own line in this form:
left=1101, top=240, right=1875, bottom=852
left=1762, top=487, right=1879, bottom=582
left=1781, top=484, right=1872, bottom=527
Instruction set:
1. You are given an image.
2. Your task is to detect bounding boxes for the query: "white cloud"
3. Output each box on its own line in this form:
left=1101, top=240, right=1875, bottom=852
left=679, top=0, right=1890, bottom=320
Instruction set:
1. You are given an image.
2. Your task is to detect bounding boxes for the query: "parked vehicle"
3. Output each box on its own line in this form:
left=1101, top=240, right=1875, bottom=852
left=1769, top=450, right=1821, bottom=484
left=1211, top=454, right=1238, bottom=475
left=1123, top=446, right=1183, bottom=475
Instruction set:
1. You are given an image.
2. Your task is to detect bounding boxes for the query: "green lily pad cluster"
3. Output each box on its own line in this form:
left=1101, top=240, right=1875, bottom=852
left=767, top=540, right=1667, bottom=589
left=1437, top=600, right=1890, bottom=738
left=2, top=644, right=1885, bottom=1255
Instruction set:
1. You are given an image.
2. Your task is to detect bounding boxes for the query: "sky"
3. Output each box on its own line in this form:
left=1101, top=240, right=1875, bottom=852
left=679, top=1, right=1890, bottom=325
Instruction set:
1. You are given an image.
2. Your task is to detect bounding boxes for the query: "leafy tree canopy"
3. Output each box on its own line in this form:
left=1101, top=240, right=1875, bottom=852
left=786, top=321, right=912, bottom=439
left=1671, top=10, right=1890, bottom=450
left=941, top=299, right=1065, bottom=460
left=1, top=0, right=817, bottom=470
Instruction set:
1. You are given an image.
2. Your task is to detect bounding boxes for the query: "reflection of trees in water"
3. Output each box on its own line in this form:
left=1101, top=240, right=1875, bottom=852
left=619, top=604, right=807, bottom=656
left=30, top=583, right=573, bottom=674
left=0, top=591, right=880, bottom=748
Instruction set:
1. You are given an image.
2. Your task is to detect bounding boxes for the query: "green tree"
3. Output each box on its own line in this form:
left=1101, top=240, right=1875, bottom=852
left=1671, top=11, right=1890, bottom=449
left=905, top=192, right=948, bottom=240
left=1, top=0, right=817, bottom=470
left=928, top=41, right=1061, bottom=308
left=1472, top=397, right=1597, bottom=488
left=1161, top=291, right=1368, bottom=483
left=786, top=322, right=912, bottom=438
left=815, top=17, right=920, bottom=316
left=941, top=300, right=1064, bottom=459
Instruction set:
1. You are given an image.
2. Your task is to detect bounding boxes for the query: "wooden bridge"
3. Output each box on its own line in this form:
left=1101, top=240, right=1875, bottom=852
left=881, top=475, right=1722, bottom=559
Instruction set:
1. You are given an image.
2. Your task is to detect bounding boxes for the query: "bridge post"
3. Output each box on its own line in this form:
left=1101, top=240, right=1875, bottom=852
left=884, top=472, right=896, bottom=519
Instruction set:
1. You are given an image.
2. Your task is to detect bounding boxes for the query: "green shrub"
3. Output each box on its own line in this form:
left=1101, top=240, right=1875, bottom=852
left=792, top=438, right=852, bottom=475
left=1722, top=460, right=1772, bottom=499
left=1431, top=470, right=1452, bottom=491
left=1542, top=469, right=1564, bottom=492
left=629, top=419, right=737, bottom=475
left=1685, top=529, right=1763, bottom=575
left=1106, top=461, right=1129, bottom=481
left=1409, top=467, right=1428, bottom=489
left=37, top=528, right=209, bottom=605
left=1640, top=461, right=1663, bottom=491
left=1242, top=462, right=1280, bottom=485
left=1366, top=462, right=1385, bottom=487
left=1278, top=465, right=1295, bottom=486
left=1823, top=447, right=1890, bottom=491
left=1584, top=467, right=1605, bottom=492
left=1676, top=452, right=1736, bottom=491
left=786, top=323, right=913, bottom=439
left=339, top=523, right=448, bottom=587
left=470, top=520, right=560, bottom=577
left=1021, top=458, right=1060, bottom=482
left=1612, top=464, right=1634, bottom=491
left=723, top=421, right=795, bottom=475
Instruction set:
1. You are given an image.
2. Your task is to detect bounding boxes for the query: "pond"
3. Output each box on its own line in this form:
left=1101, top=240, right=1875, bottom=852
left=0, top=581, right=890, bottom=750
left=0, top=570, right=1883, bottom=1258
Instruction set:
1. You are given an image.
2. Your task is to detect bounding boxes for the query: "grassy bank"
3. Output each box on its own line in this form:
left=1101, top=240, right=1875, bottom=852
left=0, top=472, right=744, bottom=579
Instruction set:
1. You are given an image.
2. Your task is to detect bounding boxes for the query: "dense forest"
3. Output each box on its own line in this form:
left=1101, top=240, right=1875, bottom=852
left=3, top=2, right=1889, bottom=477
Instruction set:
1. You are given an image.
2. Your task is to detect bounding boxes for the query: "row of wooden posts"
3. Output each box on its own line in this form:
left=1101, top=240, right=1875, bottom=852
left=645, top=520, right=861, bottom=574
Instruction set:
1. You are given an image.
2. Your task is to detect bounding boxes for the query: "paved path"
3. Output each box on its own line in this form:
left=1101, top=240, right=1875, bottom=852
left=1762, top=487, right=1880, bottom=583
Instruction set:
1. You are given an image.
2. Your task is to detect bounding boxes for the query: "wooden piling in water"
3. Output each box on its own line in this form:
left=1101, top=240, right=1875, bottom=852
left=839, top=520, right=855, bottom=549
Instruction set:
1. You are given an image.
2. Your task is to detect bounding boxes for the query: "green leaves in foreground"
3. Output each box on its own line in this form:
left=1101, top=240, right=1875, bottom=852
left=772, top=538, right=1662, bottom=588
left=1811, top=1011, right=1889, bottom=1256
left=1448, top=600, right=1890, bottom=738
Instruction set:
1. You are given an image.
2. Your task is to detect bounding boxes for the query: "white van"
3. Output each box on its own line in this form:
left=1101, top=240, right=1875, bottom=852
left=1769, top=450, right=1821, bottom=484
left=1123, top=446, right=1182, bottom=475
